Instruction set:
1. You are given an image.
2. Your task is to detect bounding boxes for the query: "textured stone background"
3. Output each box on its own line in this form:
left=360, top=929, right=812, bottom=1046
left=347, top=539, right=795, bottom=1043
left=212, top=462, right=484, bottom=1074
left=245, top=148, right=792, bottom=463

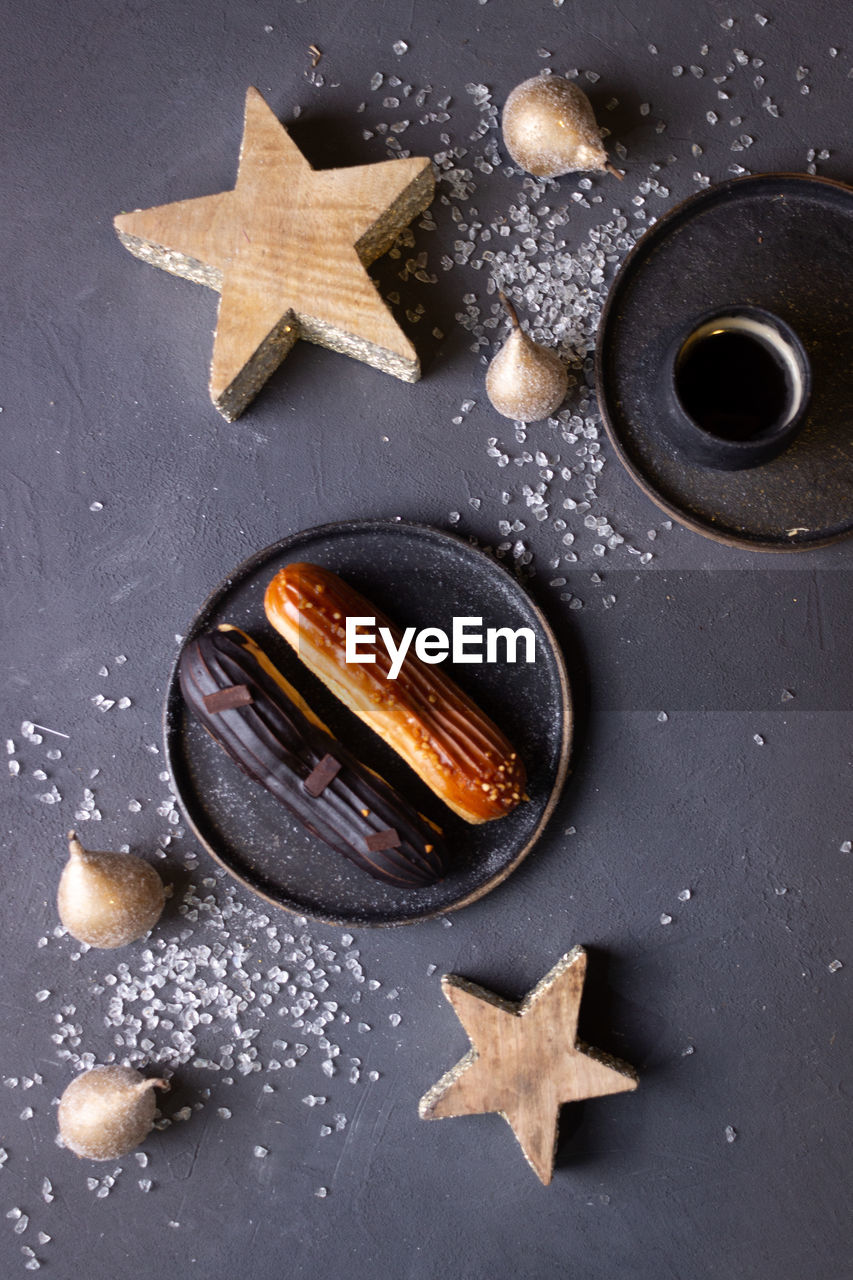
left=1, top=1, right=851, bottom=1277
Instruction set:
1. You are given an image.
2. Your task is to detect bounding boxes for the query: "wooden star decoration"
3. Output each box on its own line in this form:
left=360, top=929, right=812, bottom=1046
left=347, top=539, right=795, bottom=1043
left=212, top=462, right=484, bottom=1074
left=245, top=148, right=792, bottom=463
left=114, top=87, right=435, bottom=420
left=419, top=946, right=638, bottom=1184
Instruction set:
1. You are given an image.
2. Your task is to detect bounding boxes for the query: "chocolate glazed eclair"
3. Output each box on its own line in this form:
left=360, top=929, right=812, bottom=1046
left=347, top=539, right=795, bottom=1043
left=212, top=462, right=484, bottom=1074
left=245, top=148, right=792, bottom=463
left=264, top=564, right=527, bottom=824
left=179, top=626, right=446, bottom=888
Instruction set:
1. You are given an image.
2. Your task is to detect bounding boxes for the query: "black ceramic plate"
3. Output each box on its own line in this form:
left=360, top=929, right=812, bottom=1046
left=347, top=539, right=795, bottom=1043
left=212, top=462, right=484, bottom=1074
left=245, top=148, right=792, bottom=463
left=596, top=174, right=853, bottom=551
left=164, top=520, right=572, bottom=927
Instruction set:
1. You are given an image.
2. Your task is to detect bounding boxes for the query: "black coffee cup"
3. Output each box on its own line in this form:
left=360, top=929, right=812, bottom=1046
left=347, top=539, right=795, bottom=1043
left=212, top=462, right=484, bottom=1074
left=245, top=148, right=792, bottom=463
left=664, top=305, right=811, bottom=470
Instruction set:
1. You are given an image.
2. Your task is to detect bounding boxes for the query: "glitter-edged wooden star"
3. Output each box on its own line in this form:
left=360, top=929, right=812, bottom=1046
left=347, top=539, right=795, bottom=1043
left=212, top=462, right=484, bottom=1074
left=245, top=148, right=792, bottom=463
left=114, top=87, right=435, bottom=420
left=419, top=946, right=638, bottom=1184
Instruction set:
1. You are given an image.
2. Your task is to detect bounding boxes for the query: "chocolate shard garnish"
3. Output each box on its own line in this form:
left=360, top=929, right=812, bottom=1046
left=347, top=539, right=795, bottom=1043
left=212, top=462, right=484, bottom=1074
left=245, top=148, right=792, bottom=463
left=203, top=684, right=254, bottom=713
left=304, top=753, right=342, bottom=797
left=365, top=828, right=401, bottom=853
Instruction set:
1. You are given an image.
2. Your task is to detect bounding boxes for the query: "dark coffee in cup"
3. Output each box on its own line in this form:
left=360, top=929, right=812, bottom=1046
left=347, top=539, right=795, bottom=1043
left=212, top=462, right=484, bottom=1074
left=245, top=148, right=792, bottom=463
left=665, top=306, right=811, bottom=470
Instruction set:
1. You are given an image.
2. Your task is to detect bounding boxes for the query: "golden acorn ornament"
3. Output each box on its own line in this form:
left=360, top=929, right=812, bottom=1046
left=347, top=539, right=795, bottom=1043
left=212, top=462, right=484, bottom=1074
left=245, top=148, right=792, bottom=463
left=502, top=74, right=622, bottom=180
left=57, top=832, right=166, bottom=948
left=58, top=1066, right=169, bottom=1160
left=485, top=293, right=568, bottom=422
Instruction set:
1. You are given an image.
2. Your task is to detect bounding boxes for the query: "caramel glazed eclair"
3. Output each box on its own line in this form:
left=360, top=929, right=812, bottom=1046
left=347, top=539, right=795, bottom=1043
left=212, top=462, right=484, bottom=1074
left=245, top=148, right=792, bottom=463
left=264, top=564, right=527, bottom=824
left=179, top=626, right=446, bottom=888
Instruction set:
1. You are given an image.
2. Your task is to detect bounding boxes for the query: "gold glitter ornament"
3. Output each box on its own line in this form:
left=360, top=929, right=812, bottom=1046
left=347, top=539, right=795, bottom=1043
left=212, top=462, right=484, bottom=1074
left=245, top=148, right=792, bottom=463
left=502, top=75, right=622, bottom=180
left=485, top=294, right=568, bottom=422
left=57, top=832, right=166, bottom=949
left=58, top=1066, right=169, bottom=1160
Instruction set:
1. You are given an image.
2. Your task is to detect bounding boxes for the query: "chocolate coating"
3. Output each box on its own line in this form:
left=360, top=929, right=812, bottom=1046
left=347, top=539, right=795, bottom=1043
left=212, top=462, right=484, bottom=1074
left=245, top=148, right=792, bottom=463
left=179, top=627, right=446, bottom=888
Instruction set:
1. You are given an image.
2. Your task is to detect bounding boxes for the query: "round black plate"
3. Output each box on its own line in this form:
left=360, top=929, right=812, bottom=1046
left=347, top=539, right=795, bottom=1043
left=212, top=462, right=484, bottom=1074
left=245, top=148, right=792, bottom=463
left=164, top=520, right=572, bottom=927
left=596, top=174, right=853, bottom=551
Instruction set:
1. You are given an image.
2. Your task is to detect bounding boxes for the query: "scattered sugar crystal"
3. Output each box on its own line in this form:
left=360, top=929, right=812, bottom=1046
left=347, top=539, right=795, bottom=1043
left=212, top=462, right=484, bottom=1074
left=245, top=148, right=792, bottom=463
left=315, top=1186, right=328, bottom=1198
left=14, top=1213, right=29, bottom=1232
left=128, top=799, right=142, bottom=812
left=781, top=689, right=794, bottom=702
left=725, top=1125, right=737, bottom=1143
left=89, top=501, right=103, bottom=512
left=392, top=40, right=408, bottom=55
left=841, top=841, right=852, bottom=854
left=20, top=1106, right=33, bottom=1119
left=138, top=1179, right=152, bottom=1192
left=678, top=889, right=692, bottom=902
left=657, top=711, right=668, bottom=723
left=254, top=1146, right=268, bottom=1158
left=8, top=760, right=19, bottom=776
left=37, top=1233, right=50, bottom=1245
left=6, top=1207, right=21, bottom=1218
left=753, top=734, right=765, bottom=746
left=672, top=65, right=684, bottom=76
left=682, top=1045, right=695, bottom=1056
left=660, top=913, right=672, bottom=926
left=117, top=697, right=132, bottom=710
left=755, top=12, right=767, bottom=23
left=828, top=960, right=843, bottom=973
